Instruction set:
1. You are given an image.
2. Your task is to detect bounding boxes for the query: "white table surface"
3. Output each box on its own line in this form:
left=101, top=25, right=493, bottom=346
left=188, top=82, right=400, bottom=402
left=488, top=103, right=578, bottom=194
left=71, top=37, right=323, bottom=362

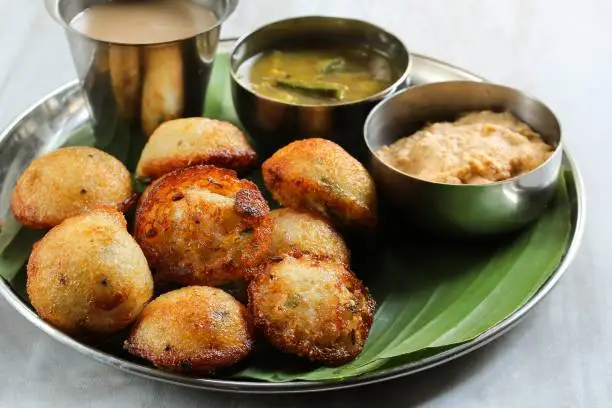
left=0, top=0, right=608, bottom=406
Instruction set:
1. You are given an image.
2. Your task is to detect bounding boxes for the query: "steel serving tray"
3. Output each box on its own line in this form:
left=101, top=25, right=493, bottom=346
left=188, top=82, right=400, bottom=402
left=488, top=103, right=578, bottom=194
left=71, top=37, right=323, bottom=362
left=0, top=39, right=585, bottom=394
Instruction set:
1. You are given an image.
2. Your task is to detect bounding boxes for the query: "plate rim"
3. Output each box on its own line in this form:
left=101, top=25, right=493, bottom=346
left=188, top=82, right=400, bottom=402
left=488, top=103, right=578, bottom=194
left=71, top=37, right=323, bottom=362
left=0, top=41, right=586, bottom=394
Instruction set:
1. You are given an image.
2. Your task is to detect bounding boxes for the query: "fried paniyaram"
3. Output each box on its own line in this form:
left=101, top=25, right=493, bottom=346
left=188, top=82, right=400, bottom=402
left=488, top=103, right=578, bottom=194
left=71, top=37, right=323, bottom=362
left=268, top=208, right=349, bottom=263
left=134, top=165, right=271, bottom=287
left=262, top=138, right=377, bottom=228
left=124, top=286, right=253, bottom=374
left=26, top=210, right=153, bottom=335
left=248, top=255, right=375, bottom=365
left=11, top=146, right=133, bottom=229
left=136, top=117, right=258, bottom=180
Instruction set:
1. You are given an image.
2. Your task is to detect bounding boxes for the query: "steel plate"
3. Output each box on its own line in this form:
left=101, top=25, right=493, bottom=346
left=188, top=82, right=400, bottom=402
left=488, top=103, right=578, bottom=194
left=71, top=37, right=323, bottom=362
left=0, top=39, right=585, bottom=394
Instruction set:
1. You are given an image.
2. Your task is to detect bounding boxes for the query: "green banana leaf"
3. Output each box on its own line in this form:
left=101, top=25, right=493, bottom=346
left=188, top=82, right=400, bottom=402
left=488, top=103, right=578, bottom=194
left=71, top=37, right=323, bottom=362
left=0, top=51, right=573, bottom=382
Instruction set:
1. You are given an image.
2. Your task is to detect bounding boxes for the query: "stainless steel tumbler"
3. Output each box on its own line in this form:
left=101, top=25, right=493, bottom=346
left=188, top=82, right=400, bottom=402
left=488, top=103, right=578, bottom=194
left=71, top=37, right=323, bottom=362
left=45, top=0, right=238, bottom=163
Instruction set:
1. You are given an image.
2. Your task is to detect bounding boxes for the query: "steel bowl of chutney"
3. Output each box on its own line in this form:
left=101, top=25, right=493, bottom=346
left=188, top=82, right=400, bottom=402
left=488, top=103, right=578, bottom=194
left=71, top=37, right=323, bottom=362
left=229, top=16, right=412, bottom=160
left=364, top=81, right=563, bottom=237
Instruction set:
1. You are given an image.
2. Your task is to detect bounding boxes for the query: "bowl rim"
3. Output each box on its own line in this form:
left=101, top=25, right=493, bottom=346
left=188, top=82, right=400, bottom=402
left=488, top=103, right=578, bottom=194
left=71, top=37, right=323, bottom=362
left=228, top=15, right=413, bottom=108
left=363, top=80, right=564, bottom=188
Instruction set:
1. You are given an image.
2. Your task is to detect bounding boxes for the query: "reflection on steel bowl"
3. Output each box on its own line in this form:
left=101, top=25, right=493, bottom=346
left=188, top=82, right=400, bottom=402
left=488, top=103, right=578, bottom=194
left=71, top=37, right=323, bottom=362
left=364, top=81, right=563, bottom=237
left=230, top=16, right=411, bottom=161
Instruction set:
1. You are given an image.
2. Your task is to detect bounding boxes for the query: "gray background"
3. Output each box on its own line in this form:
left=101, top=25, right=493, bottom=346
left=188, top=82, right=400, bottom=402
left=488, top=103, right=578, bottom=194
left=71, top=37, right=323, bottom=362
left=0, top=0, right=606, bottom=406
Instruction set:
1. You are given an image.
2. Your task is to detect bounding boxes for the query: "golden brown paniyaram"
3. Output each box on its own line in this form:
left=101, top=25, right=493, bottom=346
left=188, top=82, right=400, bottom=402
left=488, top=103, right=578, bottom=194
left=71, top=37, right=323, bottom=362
left=262, top=138, right=377, bottom=228
left=26, top=209, right=153, bottom=335
left=268, top=208, right=350, bottom=264
left=136, top=117, right=258, bottom=180
left=248, top=255, right=375, bottom=365
left=124, top=286, right=254, bottom=374
left=11, top=146, right=133, bottom=229
left=134, top=165, right=271, bottom=287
